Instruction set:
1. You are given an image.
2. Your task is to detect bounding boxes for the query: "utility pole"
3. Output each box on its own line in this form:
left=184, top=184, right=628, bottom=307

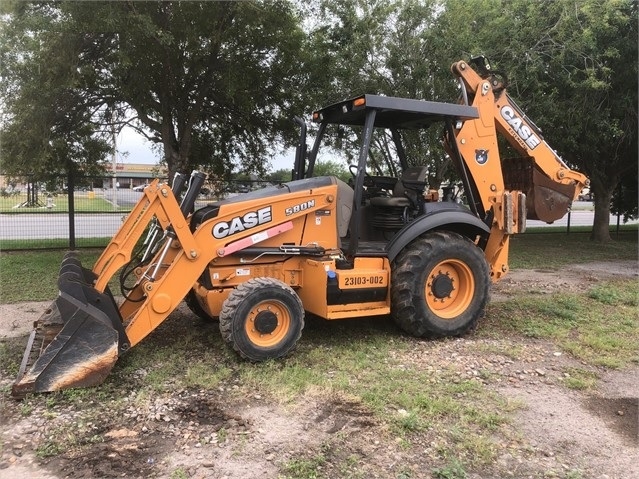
left=111, top=112, right=118, bottom=209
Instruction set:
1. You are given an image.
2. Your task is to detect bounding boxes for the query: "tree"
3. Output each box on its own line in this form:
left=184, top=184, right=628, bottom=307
left=309, top=0, right=636, bottom=241
left=1, top=1, right=308, bottom=182
left=439, top=0, right=638, bottom=241
left=306, top=0, right=479, bottom=188
left=0, top=2, right=111, bottom=181
left=313, top=160, right=350, bottom=183
left=267, top=168, right=294, bottom=184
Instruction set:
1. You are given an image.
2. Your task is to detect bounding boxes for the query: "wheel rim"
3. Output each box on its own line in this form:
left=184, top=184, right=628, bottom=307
left=244, top=300, right=291, bottom=347
left=425, top=259, right=474, bottom=319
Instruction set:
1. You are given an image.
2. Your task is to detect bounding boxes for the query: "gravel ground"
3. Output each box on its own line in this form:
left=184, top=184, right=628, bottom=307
left=0, top=260, right=637, bottom=479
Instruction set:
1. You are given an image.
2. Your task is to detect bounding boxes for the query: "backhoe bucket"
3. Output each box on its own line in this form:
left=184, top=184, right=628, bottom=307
left=527, top=168, right=576, bottom=223
left=12, top=253, right=129, bottom=399
left=503, top=157, right=577, bottom=223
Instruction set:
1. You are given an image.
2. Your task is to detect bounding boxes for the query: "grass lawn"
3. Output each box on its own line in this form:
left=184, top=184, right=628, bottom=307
left=0, top=193, right=128, bottom=213
left=0, top=249, right=103, bottom=302
left=510, top=228, right=637, bottom=268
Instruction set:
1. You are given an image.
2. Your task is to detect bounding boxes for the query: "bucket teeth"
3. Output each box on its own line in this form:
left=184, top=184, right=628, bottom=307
left=14, top=303, right=64, bottom=387
left=12, top=252, right=128, bottom=399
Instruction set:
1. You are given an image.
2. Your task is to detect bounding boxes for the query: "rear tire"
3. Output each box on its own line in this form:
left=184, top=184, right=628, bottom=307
left=219, top=278, right=304, bottom=361
left=391, top=231, right=489, bottom=338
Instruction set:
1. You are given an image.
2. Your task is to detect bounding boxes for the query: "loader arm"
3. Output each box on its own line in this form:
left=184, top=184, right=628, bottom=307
left=13, top=175, right=346, bottom=397
left=92, top=179, right=199, bottom=293
left=11, top=174, right=204, bottom=398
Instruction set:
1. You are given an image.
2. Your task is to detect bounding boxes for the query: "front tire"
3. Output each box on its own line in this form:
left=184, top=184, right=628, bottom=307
left=391, top=231, right=489, bottom=338
left=219, top=278, right=304, bottom=361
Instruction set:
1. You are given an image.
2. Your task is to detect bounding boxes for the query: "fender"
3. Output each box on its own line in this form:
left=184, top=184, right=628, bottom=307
left=386, top=205, right=490, bottom=262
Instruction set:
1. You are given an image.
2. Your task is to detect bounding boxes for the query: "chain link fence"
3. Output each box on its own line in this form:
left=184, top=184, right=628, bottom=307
left=0, top=174, right=633, bottom=251
left=0, top=174, right=270, bottom=250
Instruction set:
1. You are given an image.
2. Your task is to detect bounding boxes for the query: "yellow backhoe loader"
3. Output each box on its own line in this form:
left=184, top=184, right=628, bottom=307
left=12, top=57, right=588, bottom=398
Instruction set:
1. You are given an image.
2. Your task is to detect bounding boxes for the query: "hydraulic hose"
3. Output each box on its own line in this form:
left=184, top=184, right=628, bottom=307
left=180, top=171, right=207, bottom=218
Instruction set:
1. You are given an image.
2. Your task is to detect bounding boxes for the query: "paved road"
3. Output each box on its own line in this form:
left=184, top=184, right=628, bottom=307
left=0, top=213, right=126, bottom=240
left=527, top=210, right=626, bottom=229
left=1, top=211, right=634, bottom=242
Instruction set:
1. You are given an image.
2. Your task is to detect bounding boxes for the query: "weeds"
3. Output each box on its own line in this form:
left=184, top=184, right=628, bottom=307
left=562, top=368, right=599, bottom=390
left=19, top=402, right=33, bottom=417
left=0, top=341, right=22, bottom=376
left=487, top=279, right=639, bottom=368
left=432, top=458, right=467, bottom=479
left=35, top=440, right=64, bottom=458
left=169, top=468, right=189, bottom=479
left=280, top=453, right=326, bottom=479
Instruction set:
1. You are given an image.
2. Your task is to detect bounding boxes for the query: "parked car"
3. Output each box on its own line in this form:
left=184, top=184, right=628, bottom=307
left=133, top=184, right=149, bottom=192
left=578, top=188, right=593, bottom=201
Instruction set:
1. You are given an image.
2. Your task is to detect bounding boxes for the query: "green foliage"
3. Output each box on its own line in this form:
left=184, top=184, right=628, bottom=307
left=309, top=0, right=637, bottom=239
left=588, top=282, right=638, bottom=306
left=0, top=341, right=22, bottom=377
left=19, top=401, right=33, bottom=417
left=268, top=168, right=294, bottom=183
left=611, top=174, right=638, bottom=223
left=280, top=453, right=326, bottom=479
left=0, top=2, right=112, bottom=180
left=3, top=0, right=635, bottom=234
left=1, top=1, right=308, bottom=180
left=312, top=160, right=350, bottom=183
left=441, top=0, right=638, bottom=240
left=562, top=368, right=599, bottom=390
left=35, top=440, right=64, bottom=458
left=308, top=0, right=456, bottom=183
left=432, top=459, right=467, bottom=479
left=169, top=468, right=189, bottom=479
left=394, top=409, right=427, bottom=434
left=183, top=363, right=232, bottom=389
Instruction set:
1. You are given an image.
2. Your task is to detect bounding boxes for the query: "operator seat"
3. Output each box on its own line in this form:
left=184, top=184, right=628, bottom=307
left=368, top=166, right=428, bottom=231
left=369, top=166, right=428, bottom=209
left=334, top=177, right=354, bottom=238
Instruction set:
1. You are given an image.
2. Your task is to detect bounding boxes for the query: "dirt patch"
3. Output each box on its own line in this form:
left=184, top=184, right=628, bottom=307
left=0, top=301, right=50, bottom=339
left=0, top=260, right=637, bottom=478
left=492, top=259, right=638, bottom=300
left=498, top=381, right=638, bottom=479
left=583, top=396, right=638, bottom=445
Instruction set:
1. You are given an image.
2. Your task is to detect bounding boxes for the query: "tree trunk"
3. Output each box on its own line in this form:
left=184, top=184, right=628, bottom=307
left=163, top=137, right=193, bottom=190
left=590, top=188, right=613, bottom=242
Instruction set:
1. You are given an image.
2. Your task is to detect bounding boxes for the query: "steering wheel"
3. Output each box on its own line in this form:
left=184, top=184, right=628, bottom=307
left=349, top=164, right=378, bottom=190
left=349, top=164, right=372, bottom=180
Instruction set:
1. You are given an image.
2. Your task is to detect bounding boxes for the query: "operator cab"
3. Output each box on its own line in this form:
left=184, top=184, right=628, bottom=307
left=295, top=94, right=483, bottom=256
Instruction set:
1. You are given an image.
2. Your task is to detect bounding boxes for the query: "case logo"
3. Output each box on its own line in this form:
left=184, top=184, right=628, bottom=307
left=212, top=207, right=272, bottom=239
left=500, top=106, right=541, bottom=150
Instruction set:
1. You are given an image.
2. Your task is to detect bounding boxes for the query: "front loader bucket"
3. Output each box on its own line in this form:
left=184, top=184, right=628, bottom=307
left=12, top=253, right=129, bottom=399
left=503, top=157, right=577, bottom=223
